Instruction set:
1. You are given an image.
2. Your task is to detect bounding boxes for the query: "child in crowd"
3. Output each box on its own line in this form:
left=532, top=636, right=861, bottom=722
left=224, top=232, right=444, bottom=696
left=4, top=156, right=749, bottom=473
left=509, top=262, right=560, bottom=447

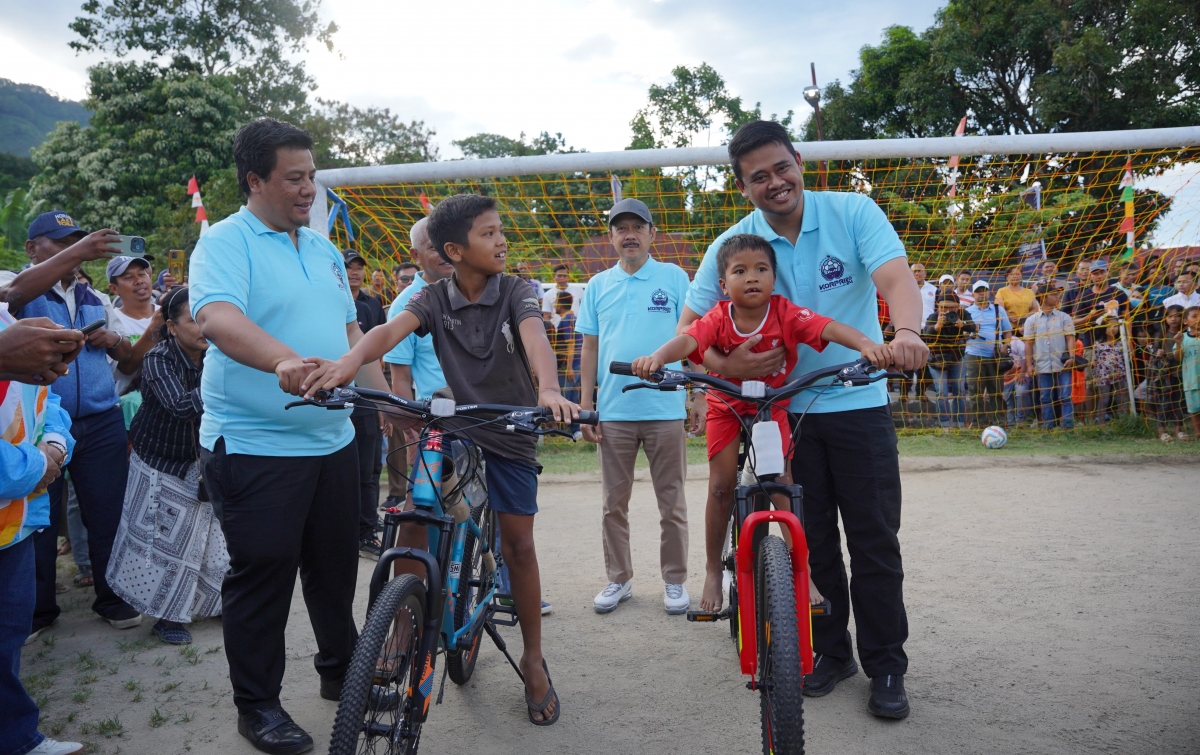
left=1022, top=283, right=1076, bottom=429
left=1179, top=306, right=1200, bottom=437
left=1003, top=317, right=1030, bottom=425
left=300, top=194, right=574, bottom=726
left=1153, top=305, right=1187, bottom=442
left=1092, top=320, right=1128, bottom=424
left=628, top=234, right=893, bottom=613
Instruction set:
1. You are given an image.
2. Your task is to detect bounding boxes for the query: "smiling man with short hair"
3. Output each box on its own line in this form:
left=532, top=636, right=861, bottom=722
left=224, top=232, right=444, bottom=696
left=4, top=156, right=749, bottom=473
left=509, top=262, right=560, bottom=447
left=679, top=120, right=928, bottom=720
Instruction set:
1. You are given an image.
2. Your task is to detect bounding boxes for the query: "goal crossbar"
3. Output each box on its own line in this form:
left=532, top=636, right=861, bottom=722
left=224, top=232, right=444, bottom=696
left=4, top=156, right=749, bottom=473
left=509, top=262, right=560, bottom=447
left=311, top=125, right=1200, bottom=234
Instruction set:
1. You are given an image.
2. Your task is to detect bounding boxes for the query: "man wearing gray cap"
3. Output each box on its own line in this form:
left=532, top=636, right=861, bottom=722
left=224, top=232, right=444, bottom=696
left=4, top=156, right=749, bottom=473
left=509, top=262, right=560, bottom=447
left=578, top=198, right=692, bottom=615
left=105, top=255, right=163, bottom=421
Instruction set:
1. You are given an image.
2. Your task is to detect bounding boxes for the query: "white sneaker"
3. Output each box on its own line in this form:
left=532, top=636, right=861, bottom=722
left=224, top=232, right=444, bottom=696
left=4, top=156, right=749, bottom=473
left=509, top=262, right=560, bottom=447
left=108, top=614, right=142, bottom=630
left=664, top=583, right=690, bottom=615
left=593, top=581, right=632, bottom=613
left=29, top=738, right=84, bottom=755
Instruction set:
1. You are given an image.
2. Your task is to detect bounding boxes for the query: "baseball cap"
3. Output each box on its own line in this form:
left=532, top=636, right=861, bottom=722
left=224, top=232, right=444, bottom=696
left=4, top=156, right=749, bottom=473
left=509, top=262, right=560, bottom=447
left=607, top=198, right=654, bottom=227
left=972, top=280, right=990, bottom=291
left=1090, top=259, right=1108, bottom=272
left=27, top=210, right=86, bottom=241
left=106, top=256, right=151, bottom=281
left=938, top=274, right=955, bottom=284
left=343, top=249, right=366, bottom=266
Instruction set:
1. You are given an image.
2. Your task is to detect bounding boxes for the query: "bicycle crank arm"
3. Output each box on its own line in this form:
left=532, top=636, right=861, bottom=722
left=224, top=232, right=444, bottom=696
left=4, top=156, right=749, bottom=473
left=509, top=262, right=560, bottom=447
left=686, top=606, right=733, bottom=622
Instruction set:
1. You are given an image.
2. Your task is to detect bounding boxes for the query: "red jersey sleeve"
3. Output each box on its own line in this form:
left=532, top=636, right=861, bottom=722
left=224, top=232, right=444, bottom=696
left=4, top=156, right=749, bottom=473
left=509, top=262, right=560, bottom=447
left=777, top=297, right=832, bottom=353
left=683, top=304, right=727, bottom=365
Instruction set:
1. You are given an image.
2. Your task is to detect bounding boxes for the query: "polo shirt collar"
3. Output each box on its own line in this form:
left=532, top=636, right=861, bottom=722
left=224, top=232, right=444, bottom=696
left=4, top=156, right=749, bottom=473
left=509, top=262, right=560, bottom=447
left=238, top=205, right=298, bottom=238
left=614, top=255, right=657, bottom=281
left=447, top=273, right=501, bottom=310
left=749, top=191, right=817, bottom=242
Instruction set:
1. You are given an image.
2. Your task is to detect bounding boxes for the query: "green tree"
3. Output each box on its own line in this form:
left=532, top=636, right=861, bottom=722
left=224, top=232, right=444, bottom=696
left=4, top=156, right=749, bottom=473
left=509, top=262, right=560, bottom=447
left=29, top=62, right=242, bottom=248
left=453, top=131, right=571, bottom=160
left=70, top=0, right=336, bottom=118
left=308, top=99, right=438, bottom=168
left=0, top=188, right=32, bottom=271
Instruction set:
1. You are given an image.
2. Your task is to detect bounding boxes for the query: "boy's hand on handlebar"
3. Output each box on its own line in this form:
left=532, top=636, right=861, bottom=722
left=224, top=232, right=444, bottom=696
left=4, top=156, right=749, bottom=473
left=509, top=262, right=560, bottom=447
left=300, top=355, right=360, bottom=398
left=859, top=342, right=894, bottom=369
left=538, top=387, right=579, bottom=424
left=630, top=355, right=664, bottom=380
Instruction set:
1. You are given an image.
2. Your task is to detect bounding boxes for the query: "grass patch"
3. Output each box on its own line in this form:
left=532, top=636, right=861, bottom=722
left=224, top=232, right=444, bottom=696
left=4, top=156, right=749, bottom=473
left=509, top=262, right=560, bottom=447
left=181, top=646, right=201, bottom=665
left=81, top=715, right=123, bottom=737
left=149, top=708, right=167, bottom=728
left=78, top=673, right=98, bottom=685
left=161, top=681, right=181, bottom=692
left=71, top=689, right=90, bottom=703
left=532, top=418, right=1196, bottom=475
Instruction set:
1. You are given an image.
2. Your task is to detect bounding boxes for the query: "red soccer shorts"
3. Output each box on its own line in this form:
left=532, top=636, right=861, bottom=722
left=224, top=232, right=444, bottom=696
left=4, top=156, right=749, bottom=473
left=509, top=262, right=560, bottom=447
left=705, top=402, right=793, bottom=461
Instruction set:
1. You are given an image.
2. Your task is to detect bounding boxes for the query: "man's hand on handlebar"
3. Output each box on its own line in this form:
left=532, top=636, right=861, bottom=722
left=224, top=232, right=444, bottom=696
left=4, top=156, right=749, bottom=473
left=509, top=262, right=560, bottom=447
left=275, top=356, right=317, bottom=396
left=888, top=328, right=930, bottom=371
left=538, top=386, right=580, bottom=424
left=630, top=354, right=666, bottom=380
left=300, top=355, right=361, bottom=398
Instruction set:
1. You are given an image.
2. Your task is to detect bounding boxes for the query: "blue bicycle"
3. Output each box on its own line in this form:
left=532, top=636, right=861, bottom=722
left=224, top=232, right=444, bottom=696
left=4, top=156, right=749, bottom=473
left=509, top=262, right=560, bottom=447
left=285, top=387, right=597, bottom=755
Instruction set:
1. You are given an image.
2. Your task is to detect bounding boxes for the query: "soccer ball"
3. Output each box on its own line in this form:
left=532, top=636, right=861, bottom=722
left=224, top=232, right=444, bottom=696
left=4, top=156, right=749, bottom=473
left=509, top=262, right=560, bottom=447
left=981, top=426, right=1008, bottom=449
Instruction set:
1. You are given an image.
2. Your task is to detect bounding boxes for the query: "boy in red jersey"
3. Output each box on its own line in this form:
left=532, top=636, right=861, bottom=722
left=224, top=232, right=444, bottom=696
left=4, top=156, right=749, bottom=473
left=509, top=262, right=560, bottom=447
left=631, top=234, right=893, bottom=612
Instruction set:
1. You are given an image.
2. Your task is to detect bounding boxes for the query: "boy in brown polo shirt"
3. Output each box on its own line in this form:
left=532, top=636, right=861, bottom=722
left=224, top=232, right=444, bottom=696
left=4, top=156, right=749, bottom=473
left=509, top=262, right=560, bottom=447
left=300, top=194, right=576, bottom=726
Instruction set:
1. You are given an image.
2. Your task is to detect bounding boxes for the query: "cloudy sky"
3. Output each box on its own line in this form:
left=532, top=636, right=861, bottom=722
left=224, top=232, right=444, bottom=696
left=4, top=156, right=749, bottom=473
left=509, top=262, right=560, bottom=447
left=1, top=0, right=1196, bottom=244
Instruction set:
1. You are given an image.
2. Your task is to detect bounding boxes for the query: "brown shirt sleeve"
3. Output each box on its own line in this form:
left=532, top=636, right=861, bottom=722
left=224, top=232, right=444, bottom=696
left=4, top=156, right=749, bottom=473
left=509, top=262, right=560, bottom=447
left=507, top=276, right=544, bottom=327
left=403, top=283, right=438, bottom=337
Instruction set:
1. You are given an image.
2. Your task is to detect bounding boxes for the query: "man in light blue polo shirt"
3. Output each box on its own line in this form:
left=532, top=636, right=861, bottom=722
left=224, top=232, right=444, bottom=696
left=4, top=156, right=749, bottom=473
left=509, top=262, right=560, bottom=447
left=679, top=121, right=929, bottom=720
left=381, top=217, right=449, bottom=508
left=578, top=198, right=692, bottom=616
left=189, top=118, right=388, bottom=754
left=963, top=280, right=1012, bottom=428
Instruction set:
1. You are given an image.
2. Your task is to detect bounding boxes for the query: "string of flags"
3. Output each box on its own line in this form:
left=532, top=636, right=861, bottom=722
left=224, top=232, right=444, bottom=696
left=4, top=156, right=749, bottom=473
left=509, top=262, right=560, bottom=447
left=187, top=176, right=208, bottom=235
left=1117, top=158, right=1135, bottom=261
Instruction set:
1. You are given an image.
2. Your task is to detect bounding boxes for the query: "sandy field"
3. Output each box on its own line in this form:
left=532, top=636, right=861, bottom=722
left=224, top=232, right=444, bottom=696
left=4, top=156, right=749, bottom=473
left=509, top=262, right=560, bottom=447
left=22, top=458, right=1200, bottom=755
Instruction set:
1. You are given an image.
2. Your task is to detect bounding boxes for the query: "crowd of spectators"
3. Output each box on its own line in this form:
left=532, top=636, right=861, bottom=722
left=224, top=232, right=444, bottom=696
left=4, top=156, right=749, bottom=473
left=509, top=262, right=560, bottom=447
left=905, top=257, right=1200, bottom=440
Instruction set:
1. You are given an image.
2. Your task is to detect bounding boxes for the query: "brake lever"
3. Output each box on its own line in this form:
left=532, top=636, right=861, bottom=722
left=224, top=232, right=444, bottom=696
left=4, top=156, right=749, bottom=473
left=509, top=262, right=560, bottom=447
left=621, top=379, right=686, bottom=393
left=536, top=428, right=576, bottom=440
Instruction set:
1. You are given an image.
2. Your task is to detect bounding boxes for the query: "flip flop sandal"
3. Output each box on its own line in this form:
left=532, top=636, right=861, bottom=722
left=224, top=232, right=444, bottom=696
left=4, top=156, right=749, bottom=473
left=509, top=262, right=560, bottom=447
left=526, top=659, right=560, bottom=726
left=74, top=570, right=94, bottom=587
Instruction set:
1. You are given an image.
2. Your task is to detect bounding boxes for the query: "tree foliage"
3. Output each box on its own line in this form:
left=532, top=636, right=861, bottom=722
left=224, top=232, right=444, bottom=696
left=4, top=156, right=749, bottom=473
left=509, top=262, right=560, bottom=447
left=453, top=131, right=572, bottom=160
left=308, top=99, right=438, bottom=168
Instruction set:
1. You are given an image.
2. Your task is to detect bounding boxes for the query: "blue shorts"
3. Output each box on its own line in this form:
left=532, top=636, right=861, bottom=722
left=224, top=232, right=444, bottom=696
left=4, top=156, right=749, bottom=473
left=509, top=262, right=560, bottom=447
left=481, top=449, right=539, bottom=516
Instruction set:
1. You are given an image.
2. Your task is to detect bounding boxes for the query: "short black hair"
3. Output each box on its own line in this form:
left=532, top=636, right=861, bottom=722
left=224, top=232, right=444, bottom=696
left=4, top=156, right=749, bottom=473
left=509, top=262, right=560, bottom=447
left=159, top=286, right=190, bottom=340
left=553, top=263, right=569, bottom=273
left=397, top=262, right=419, bottom=272
left=427, top=193, right=498, bottom=263
left=716, top=234, right=777, bottom=277
left=233, top=118, right=314, bottom=196
left=728, top=120, right=796, bottom=182
left=555, top=291, right=574, bottom=310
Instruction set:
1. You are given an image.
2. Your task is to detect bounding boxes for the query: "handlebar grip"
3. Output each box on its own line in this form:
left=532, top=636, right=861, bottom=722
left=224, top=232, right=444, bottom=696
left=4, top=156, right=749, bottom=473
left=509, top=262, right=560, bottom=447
left=576, top=410, right=599, bottom=426
left=609, top=361, right=635, bottom=376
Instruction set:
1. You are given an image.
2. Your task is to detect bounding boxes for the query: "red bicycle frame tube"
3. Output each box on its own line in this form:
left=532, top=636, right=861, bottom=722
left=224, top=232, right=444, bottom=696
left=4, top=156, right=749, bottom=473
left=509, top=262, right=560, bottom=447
left=735, top=510, right=814, bottom=678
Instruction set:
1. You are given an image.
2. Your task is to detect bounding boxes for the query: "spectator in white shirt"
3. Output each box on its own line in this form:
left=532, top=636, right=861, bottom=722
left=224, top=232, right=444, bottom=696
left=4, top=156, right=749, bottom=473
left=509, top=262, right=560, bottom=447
left=541, top=263, right=584, bottom=320
left=912, top=262, right=936, bottom=320
left=1162, top=271, right=1200, bottom=310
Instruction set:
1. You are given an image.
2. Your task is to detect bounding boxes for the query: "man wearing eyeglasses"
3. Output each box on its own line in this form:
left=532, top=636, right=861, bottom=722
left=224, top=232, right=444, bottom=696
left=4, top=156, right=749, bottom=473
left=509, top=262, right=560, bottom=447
left=393, top=263, right=419, bottom=297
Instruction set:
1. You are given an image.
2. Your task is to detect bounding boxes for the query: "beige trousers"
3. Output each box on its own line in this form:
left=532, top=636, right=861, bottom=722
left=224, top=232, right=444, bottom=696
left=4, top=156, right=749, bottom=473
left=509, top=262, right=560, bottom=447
left=385, top=426, right=415, bottom=500
left=598, top=420, right=689, bottom=584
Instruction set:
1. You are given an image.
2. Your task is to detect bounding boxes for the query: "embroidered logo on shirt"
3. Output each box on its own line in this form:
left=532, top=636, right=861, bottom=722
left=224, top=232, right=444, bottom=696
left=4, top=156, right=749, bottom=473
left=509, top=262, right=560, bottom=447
left=796, top=307, right=814, bottom=321
left=331, top=263, right=346, bottom=291
left=819, top=256, right=845, bottom=281
left=501, top=320, right=515, bottom=353
left=648, top=288, right=672, bottom=313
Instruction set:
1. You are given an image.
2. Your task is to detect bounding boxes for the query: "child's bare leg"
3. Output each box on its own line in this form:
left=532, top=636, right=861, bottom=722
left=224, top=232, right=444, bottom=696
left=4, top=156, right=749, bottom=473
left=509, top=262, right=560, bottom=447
left=497, top=512, right=555, bottom=722
left=700, top=442, right=740, bottom=612
left=769, top=472, right=824, bottom=606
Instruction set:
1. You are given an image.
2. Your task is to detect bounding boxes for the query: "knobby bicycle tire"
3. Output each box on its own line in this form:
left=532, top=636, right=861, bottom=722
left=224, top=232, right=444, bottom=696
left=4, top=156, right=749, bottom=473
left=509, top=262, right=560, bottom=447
left=447, top=501, right=493, bottom=684
left=756, top=535, right=806, bottom=755
left=329, top=574, right=427, bottom=755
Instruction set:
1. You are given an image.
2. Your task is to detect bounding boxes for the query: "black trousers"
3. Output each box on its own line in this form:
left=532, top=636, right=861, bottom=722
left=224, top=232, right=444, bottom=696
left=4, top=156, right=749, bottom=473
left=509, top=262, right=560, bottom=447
left=201, top=437, right=359, bottom=714
left=34, top=406, right=133, bottom=628
left=350, top=408, right=383, bottom=538
left=790, top=405, right=908, bottom=677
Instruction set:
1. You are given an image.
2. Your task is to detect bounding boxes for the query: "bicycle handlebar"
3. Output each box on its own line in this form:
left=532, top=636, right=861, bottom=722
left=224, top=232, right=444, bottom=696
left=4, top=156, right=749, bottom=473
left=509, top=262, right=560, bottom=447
left=285, top=386, right=598, bottom=434
left=609, top=357, right=904, bottom=407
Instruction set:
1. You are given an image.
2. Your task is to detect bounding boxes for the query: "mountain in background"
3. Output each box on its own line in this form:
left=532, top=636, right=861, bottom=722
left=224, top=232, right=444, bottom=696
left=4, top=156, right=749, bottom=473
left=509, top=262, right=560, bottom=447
left=0, top=78, right=90, bottom=157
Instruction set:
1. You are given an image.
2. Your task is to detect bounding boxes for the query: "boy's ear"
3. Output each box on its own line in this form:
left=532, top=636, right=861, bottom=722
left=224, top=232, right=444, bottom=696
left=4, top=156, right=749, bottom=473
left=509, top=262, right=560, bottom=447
left=443, top=241, right=464, bottom=264
left=718, top=277, right=729, bottom=297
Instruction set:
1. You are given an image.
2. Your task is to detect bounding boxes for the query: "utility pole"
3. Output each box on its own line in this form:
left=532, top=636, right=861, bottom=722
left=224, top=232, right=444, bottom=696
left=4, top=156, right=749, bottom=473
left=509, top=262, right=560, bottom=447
left=802, top=63, right=827, bottom=189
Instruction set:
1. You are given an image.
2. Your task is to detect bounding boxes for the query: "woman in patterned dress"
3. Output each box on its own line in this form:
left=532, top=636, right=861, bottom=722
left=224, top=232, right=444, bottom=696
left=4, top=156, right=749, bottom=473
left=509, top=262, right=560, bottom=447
left=107, top=287, right=228, bottom=644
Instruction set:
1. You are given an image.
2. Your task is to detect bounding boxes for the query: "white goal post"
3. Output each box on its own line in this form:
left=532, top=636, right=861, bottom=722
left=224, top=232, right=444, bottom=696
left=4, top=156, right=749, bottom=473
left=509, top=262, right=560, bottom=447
left=310, top=125, right=1200, bottom=235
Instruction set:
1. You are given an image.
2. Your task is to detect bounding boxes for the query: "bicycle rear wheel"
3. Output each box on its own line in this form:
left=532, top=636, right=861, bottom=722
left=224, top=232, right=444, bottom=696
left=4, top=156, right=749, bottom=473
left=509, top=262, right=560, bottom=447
left=447, top=501, right=494, bottom=684
left=756, top=535, right=805, bottom=755
left=329, top=574, right=427, bottom=755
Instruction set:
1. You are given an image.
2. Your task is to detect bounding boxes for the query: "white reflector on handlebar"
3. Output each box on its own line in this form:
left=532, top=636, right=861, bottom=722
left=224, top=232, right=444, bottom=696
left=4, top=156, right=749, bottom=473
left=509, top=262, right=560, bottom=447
left=741, top=380, right=766, bottom=398
left=430, top=398, right=456, bottom=417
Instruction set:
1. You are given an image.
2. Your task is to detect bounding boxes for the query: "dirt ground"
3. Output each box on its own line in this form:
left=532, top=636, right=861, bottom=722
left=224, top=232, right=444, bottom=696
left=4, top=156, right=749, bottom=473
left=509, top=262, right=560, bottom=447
left=22, top=458, right=1200, bottom=755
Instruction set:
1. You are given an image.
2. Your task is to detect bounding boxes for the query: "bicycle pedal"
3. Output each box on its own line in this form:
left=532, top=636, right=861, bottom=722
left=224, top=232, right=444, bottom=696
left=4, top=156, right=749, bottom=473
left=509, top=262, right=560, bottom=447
left=686, top=607, right=731, bottom=622
left=809, top=599, right=832, bottom=618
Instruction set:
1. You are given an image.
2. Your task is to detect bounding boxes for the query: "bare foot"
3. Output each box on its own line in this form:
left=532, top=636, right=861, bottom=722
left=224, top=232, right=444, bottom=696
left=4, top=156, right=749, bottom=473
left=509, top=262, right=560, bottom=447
left=808, top=576, right=825, bottom=606
left=699, top=568, right=723, bottom=612
left=521, top=655, right=557, bottom=723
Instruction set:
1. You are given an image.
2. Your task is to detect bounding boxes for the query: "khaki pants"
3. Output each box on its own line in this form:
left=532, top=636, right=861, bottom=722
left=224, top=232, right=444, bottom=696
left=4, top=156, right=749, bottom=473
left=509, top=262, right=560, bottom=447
left=598, top=420, right=689, bottom=584
left=384, top=425, right=415, bottom=501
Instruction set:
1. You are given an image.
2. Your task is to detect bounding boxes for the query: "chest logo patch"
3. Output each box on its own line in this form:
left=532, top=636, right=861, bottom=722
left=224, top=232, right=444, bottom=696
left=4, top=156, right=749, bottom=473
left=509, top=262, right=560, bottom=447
left=819, top=256, right=845, bottom=281
left=648, top=288, right=672, bottom=313
left=331, top=262, right=346, bottom=291
left=501, top=320, right=515, bottom=353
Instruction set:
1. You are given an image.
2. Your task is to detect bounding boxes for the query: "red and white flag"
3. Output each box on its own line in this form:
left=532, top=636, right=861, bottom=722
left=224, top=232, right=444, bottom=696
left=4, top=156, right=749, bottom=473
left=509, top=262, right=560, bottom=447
left=946, top=116, right=967, bottom=198
left=188, top=176, right=208, bottom=235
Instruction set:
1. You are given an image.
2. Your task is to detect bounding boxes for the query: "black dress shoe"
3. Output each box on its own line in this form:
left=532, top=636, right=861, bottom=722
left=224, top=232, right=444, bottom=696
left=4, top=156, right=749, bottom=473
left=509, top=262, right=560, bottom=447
left=802, top=653, right=858, bottom=697
left=868, top=674, right=910, bottom=719
left=319, top=675, right=343, bottom=701
left=237, top=707, right=314, bottom=755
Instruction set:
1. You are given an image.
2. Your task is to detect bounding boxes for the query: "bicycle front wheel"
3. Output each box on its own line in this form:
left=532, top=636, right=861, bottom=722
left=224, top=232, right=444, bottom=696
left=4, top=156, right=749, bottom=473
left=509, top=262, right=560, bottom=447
left=329, top=574, right=427, bottom=755
left=756, top=535, right=805, bottom=755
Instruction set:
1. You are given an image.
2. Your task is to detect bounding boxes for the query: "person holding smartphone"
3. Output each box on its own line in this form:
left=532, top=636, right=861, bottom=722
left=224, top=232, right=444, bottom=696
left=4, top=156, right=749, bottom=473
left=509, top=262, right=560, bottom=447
left=0, top=210, right=144, bottom=641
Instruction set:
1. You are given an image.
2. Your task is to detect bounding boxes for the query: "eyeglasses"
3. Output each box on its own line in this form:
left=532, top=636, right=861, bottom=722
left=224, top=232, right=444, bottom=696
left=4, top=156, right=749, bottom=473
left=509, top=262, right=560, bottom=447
left=397, top=275, right=415, bottom=284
